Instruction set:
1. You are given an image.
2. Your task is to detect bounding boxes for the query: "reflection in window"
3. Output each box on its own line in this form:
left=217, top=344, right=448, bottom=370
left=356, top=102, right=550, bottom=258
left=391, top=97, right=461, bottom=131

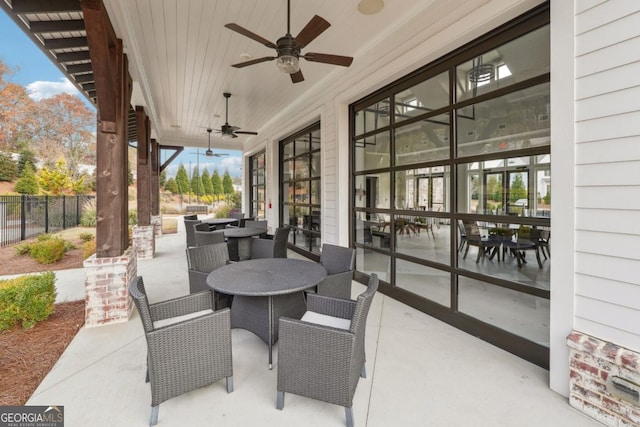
left=250, top=150, right=266, bottom=219
left=394, top=115, right=450, bottom=166
left=280, top=123, right=321, bottom=255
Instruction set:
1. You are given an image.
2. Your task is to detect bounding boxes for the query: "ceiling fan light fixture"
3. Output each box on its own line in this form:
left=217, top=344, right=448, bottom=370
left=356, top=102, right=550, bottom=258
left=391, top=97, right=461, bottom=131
left=358, top=0, right=384, bottom=15
left=276, top=54, right=300, bottom=74
left=220, top=132, right=234, bottom=140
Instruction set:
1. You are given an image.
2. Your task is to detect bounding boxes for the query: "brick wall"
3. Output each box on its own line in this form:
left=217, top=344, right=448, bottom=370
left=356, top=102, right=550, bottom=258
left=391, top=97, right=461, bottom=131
left=151, top=215, right=162, bottom=237
left=83, top=246, right=137, bottom=327
left=567, top=331, right=640, bottom=426
left=132, top=225, right=155, bottom=260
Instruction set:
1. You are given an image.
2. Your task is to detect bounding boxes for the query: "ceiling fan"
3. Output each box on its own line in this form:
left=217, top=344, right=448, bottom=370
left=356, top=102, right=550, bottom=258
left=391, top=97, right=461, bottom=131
left=202, top=128, right=229, bottom=157
left=225, top=0, right=353, bottom=83
left=212, top=92, right=258, bottom=139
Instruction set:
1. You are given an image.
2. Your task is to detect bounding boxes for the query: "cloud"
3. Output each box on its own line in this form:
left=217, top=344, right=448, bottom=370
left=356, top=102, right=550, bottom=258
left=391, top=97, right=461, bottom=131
left=26, top=78, right=81, bottom=101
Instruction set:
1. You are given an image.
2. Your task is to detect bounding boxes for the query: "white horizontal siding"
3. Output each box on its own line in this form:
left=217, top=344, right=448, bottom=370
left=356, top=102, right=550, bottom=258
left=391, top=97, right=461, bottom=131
left=575, top=230, right=640, bottom=260
left=576, top=85, right=640, bottom=122
left=576, top=274, right=640, bottom=310
left=576, top=161, right=640, bottom=186
left=574, top=0, right=640, bottom=353
left=576, top=61, right=640, bottom=100
left=576, top=208, right=640, bottom=234
left=575, top=137, right=640, bottom=164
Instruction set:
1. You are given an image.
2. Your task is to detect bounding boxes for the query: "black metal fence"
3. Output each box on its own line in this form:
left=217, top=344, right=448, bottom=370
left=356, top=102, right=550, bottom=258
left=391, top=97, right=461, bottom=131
left=0, top=195, right=95, bottom=247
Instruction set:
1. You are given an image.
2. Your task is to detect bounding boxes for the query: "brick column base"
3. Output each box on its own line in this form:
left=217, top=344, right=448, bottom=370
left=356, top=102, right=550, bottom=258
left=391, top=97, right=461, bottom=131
left=83, top=247, right=137, bottom=327
left=151, top=215, right=162, bottom=237
left=567, top=331, right=640, bottom=426
left=132, top=225, right=155, bottom=260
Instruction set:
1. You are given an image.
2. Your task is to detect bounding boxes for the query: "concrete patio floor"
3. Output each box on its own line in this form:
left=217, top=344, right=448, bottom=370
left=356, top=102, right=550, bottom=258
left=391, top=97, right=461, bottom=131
left=23, top=219, right=600, bottom=427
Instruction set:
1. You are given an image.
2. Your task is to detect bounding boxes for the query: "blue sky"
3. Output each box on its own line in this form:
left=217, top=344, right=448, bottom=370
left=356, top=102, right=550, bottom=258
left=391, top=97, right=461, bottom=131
left=0, top=11, right=242, bottom=179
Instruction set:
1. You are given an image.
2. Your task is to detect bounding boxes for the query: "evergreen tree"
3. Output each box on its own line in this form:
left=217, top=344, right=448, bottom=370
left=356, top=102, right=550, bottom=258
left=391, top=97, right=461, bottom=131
left=175, top=164, right=190, bottom=195
left=37, top=157, right=73, bottom=195
left=201, top=168, right=213, bottom=196
left=222, top=169, right=234, bottom=201
left=211, top=169, right=223, bottom=202
left=164, top=177, right=178, bottom=194
left=14, top=161, right=39, bottom=194
left=17, top=149, right=37, bottom=176
left=0, top=152, right=18, bottom=181
left=160, top=169, right=167, bottom=187
left=509, top=173, right=527, bottom=202
left=190, top=165, right=202, bottom=197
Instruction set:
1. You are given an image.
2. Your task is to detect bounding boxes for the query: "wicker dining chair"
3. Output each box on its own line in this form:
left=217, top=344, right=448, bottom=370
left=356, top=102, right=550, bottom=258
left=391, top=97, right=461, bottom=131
left=194, top=229, right=226, bottom=247
left=186, top=243, right=233, bottom=308
left=276, top=274, right=379, bottom=427
left=314, top=244, right=356, bottom=300
left=250, top=227, right=290, bottom=259
left=129, top=276, right=233, bottom=426
left=184, top=219, right=201, bottom=247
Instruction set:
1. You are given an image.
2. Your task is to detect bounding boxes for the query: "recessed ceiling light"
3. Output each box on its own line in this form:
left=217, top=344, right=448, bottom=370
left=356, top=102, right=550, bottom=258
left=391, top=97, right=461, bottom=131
left=358, top=0, right=384, bottom=15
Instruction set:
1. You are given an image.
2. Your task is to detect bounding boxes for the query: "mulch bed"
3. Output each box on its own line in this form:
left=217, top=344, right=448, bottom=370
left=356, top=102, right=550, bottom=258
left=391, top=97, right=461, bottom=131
left=0, top=300, right=86, bottom=405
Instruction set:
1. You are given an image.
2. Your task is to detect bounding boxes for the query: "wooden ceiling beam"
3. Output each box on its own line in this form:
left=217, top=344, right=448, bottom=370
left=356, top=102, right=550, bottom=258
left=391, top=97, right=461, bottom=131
left=43, top=36, right=87, bottom=50
left=66, top=62, right=93, bottom=74
left=81, top=0, right=118, bottom=127
left=55, top=50, right=91, bottom=63
left=73, top=73, right=94, bottom=84
left=11, top=0, right=82, bottom=13
left=30, top=19, right=85, bottom=33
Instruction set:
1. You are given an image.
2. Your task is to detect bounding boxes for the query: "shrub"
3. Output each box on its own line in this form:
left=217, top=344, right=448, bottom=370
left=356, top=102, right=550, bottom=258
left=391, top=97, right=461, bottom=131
left=128, top=209, right=138, bottom=226
left=215, top=204, right=232, bottom=218
left=79, top=232, right=95, bottom=242
left=29, top=238, right=67, bottom=264
left=0, top=272, right=56, bottom=331
left=82, top=240, right=96, bottom=259
left=81, top=199, right=97, bottom=227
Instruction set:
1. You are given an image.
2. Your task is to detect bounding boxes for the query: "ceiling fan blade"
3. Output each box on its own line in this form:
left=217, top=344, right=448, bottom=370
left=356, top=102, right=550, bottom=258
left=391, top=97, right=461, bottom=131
left=231, top=56, right=277, bottom=68
left=229, top=125, right=240, bottom=132
left=225, top=23, right=277, bottom=49
left=234, top=131, right=258, bottom=135
left=294, top=15, right=330, bottom=48
left=290, top=69, right=304, bottom=83
left=304, top=52, right=353, bottom=67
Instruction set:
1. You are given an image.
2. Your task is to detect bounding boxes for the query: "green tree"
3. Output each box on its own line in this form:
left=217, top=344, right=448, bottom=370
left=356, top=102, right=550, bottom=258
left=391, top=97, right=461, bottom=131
left=160, top=169, right=167, bottom=187
left=211, top=169, right=223, bottom=202
left=190, top=165, right=203, bottom=199
left=0, top=152, right=18, bottom=181
left=175, top=164, right=190, bottom=195
left=38, top=157, right=73, bottom=195
left=127, top=161, right=134, bottom=185
left=201, top=168, right=213, bottom=196
left=222, top=170, right=234, bottom=201
left=164, top=177, right=178, bottom=194
left=509, top=173, right=527, bottom=202
left=17, top=149, right=37, bottom=176
left=14, top=161, right=39, bottom=194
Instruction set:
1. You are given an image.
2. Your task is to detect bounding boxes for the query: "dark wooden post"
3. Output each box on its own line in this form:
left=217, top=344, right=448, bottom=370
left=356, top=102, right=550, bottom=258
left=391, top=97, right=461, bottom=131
left=151, top=139, right=160, bottom=216
left=136, top=106, right=151, bottom=226
left=82, top=0, right=131, bottom=257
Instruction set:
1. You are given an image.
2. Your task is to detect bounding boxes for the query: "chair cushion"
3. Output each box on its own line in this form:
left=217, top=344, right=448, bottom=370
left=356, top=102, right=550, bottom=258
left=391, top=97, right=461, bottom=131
left=153, top=309, right=213, bottom=329
left=301, top=310, right=351, bottom=330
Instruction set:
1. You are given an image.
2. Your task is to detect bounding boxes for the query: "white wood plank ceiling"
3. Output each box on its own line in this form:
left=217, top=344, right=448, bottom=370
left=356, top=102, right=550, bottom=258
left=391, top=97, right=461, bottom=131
left=103, top=0, right=431, bottom=150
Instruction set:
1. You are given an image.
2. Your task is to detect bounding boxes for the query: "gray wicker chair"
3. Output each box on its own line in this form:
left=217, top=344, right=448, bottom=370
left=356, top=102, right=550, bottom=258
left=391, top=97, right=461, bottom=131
left=276, top=274, right=379, bottom=427
left=129, top=276, right=233, bottom=426
left=195, top=229, right=226, bottom=247
left=250, top=227, right=290, bottom=259
left=183, top=214, right=198, bottom=220
left=186, top=243, right=233, bottom=308
left=314, top=244, right=356, bottom=300
left=194, top=222, right=212, bottom=232
left=184, top=219, right=201, bottom=247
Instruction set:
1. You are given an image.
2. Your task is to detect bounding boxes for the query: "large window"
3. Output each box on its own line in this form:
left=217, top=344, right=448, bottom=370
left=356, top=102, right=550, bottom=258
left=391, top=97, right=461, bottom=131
left=249, top=150, right=266, bottom=219
left=350, top=6, right=550, bottom=367
left=280, top=123, right=321, bottom=256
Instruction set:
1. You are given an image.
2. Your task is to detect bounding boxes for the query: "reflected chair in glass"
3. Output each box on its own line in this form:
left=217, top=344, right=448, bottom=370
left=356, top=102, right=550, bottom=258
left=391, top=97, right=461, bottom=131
left=276, top=274, right=379, bottom=427
left=462, top=220, right=502, bottom=263
left=457, top=220, right=468, bottom=252
left=314, top=244, right=356, bottom=300
left=186, top=243, right=233, bottom=308
left=184, top=219, right=201, bottom=247
left=250, top=227, right=290, bottom=259
left=129, top=277, right=233, bottom=426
